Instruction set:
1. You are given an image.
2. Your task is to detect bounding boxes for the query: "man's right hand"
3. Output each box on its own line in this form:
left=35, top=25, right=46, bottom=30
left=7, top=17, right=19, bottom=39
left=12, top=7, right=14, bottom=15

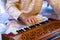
left=19, top=13, right=39, bottom=25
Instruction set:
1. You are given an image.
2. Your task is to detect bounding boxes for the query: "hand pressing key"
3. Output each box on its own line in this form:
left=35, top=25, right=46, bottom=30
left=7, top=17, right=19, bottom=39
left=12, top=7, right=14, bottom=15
left=19, top=13, right=39, bottom=25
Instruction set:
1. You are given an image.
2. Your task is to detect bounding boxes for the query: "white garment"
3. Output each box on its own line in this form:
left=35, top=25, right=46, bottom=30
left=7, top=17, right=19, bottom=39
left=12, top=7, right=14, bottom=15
left=0, top=34, right=2, bottom=40
left=0, top=23, right=7, bottom=40
left=0, top=23, right=7, bottom=33
left=0, top=0, right=9, bottom=24
left=0, top=0, right=5, bottom=13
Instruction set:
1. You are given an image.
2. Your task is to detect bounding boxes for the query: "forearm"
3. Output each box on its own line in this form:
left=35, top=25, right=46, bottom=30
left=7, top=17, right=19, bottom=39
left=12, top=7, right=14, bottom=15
left=47, top=0, right=60, bottom=16
left=6, top=6, right=22, bottom=20
left=6, top=0, right=22, bottom=20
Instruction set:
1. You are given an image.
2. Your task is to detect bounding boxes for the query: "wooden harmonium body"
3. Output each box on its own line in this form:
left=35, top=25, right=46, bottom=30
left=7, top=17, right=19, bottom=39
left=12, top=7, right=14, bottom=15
left=2, top=18, right=60, bottom=40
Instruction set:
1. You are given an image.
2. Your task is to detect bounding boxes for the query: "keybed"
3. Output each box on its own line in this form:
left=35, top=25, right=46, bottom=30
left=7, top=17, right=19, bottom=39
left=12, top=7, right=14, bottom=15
left=16, top=20, right=49, bottom=33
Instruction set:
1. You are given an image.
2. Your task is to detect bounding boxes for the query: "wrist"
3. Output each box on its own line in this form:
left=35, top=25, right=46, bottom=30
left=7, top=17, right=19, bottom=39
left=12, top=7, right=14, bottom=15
left=17, top=12, right=23, bottom=21
left=18, top=13, right=27, bottom=21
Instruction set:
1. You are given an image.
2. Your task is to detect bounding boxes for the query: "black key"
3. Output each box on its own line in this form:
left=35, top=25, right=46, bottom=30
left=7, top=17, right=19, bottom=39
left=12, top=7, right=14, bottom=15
left=16, top=30, right=19, bottom=32
left=24, top=27, right=29, bottom=30
left=39, top=20, right=48, bottom=24
left=19, top=29, right=24, bottom=32
left=45, top=20, right=49, bottom=23
left=16, top=30, right=20, bottom=33
left=29, top=25, right=36, bottom=29
left=39, top=22, right=45, bottom=24
left=35, top=24, right=40, bottom=26
left=16, top=29, right=24, bottom=33
left=45, top=20, right=48, bottom=22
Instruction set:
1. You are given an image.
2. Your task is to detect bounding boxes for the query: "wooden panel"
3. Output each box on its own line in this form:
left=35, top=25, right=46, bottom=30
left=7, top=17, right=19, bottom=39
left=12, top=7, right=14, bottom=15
left=2, top=34, right=14, bottom=40
left=18, top=21, right=60, bottom=40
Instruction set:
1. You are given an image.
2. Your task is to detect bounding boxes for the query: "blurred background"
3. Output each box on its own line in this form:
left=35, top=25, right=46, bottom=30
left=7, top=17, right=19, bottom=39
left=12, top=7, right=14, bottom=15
left=0, top=0, right=59, bottom=24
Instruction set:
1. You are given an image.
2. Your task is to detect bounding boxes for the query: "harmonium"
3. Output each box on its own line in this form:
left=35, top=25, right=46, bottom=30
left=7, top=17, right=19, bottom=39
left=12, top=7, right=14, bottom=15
left=2, top=18, right=60, bottom=40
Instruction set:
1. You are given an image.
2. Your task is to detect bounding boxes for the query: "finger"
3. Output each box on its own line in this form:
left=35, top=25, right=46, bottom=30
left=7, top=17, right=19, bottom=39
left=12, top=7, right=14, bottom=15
left=30, top=17, right=35, bottom=25
left=29, top=16, right=37, bottom=25
left=26, top=21, right=30, bottom=25
left=33, top=17, right=38, bottom=24
left=25, top=20, right=29, bottom=25
left=34, top=18, right=37, bottom=23
left=26, top=19, right=32, bottom=25
left=31, top=17, right=36, bottom=24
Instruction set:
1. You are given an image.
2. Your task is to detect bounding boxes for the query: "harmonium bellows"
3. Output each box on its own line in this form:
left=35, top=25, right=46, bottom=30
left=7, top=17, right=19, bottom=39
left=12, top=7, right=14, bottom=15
left=2, top=19, right=60, bottom=40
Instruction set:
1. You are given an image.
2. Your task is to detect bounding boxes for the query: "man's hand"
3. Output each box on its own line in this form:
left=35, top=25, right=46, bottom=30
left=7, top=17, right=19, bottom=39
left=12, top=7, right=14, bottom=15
left=19, top=13, right=39, bottom=25
left=26, top=16, right=39, bottom=25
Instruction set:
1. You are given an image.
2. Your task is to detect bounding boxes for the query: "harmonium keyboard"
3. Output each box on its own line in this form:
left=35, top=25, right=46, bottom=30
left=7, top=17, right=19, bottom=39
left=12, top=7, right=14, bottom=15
left=2, top=18, right=60, bottom=40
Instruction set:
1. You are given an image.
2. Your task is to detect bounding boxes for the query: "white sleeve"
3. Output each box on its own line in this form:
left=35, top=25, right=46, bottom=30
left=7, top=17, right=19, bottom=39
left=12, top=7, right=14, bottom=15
left=6, top=0, right=22, bottom=20
left=6, top=6, right=22, bottom=20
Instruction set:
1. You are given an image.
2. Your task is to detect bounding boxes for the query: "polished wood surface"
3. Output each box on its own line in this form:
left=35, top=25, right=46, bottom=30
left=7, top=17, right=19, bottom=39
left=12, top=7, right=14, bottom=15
left=55, top=37, right=60, bottom=40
